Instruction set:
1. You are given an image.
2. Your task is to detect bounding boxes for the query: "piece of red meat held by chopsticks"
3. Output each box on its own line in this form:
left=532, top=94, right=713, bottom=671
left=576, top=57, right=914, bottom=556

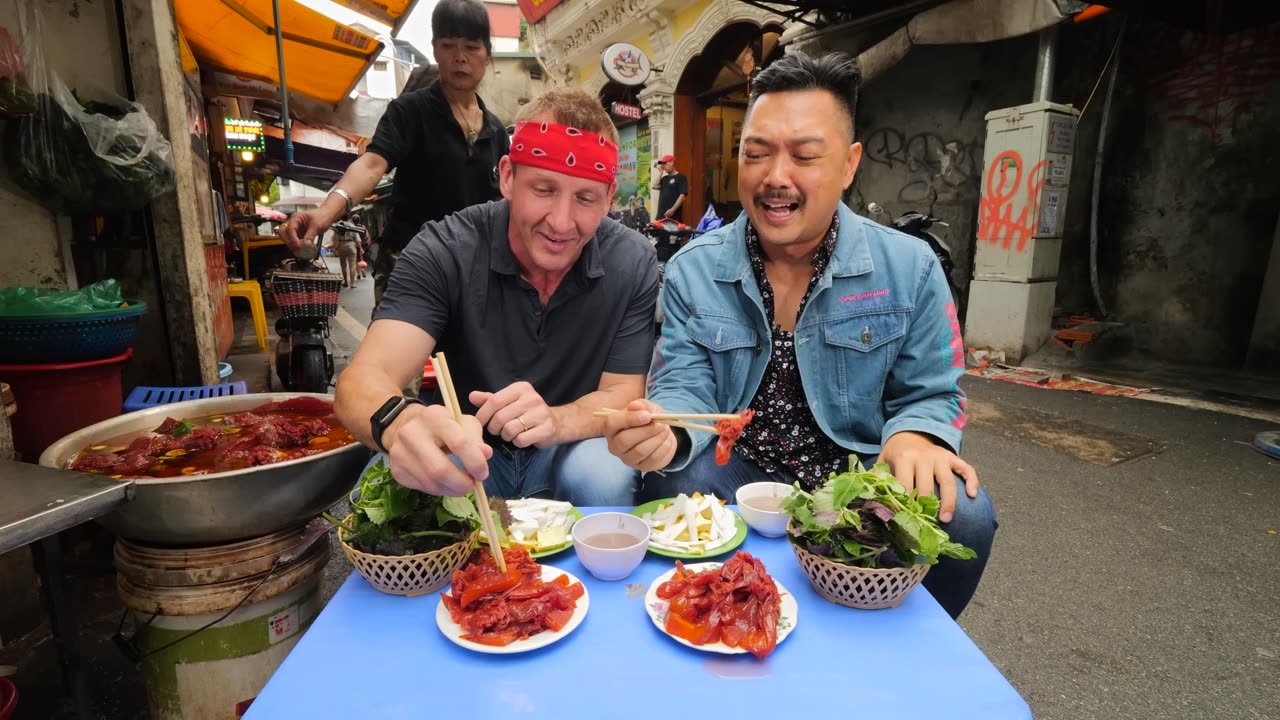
left=713, top=409, right=755, bottom=465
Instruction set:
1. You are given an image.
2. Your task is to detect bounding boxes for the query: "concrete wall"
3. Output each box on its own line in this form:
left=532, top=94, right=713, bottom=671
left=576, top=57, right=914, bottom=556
left=1054, top=16, right=1280, bottom=368
left=479, top=55, right=556, bottom=125
left=0, top=0, right=129, bottom=291
left=849, top=36, right=1037, bottom=313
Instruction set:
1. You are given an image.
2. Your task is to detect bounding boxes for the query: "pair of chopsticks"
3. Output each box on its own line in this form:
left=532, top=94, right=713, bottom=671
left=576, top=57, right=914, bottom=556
left=592, top=408, right=727, bottom=435
left=433, top=352, right=507, bottom=572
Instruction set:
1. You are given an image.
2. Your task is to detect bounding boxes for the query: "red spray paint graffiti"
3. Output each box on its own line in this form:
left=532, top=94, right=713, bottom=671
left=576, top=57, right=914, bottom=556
left=1140, top=26, right=1280, bottom=143
left=976, top=151, right=1049, bottom=253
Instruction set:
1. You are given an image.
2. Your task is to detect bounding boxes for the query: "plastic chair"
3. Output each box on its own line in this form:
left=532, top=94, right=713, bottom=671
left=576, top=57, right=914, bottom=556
left=123, top=381, right=249, bottom=413
left=226, top=280, right=268, bottom=351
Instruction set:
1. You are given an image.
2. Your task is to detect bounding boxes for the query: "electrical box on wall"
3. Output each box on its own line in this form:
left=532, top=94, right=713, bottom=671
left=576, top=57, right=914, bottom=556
left=972, top=101, right=1079, bottom=281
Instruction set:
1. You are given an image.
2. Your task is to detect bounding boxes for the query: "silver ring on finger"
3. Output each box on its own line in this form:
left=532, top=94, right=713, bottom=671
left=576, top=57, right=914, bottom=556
left=517, top=415, right=528, bottom=431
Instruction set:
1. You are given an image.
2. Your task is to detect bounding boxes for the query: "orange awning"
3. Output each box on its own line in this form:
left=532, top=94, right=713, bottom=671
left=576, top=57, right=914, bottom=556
left=176, top=0, right=386, bottom=106
left=329, top=0, right=419, bottom=35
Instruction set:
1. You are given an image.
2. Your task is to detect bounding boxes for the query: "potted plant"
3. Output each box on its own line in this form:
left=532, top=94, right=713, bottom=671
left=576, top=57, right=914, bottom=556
left=326, top=458, right=485, bottom=596
left=780, top=457, right=975, bottom=609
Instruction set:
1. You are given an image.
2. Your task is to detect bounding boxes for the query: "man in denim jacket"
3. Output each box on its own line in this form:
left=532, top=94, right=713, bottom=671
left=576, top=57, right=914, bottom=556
left=603, top=52, right=996, bottom=618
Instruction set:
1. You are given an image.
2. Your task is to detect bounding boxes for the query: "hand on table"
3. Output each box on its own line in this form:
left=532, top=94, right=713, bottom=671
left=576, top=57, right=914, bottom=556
left=603, top=399, right=678, bottom=472
left=277, top=208, right=336, bottom=256
left=383, top=403, right=492, bottom=496
left=470, top=382, right=559, bottom=449
left=875, top=431, right=979, bottom=524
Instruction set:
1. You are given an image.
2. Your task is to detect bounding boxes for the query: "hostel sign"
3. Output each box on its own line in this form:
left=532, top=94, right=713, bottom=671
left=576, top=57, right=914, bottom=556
left=224, top=118, right=264, bottom=152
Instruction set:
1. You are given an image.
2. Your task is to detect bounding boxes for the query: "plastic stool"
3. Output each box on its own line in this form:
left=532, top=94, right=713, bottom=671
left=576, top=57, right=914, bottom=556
left=227, top=279, right=268, bottom=351
left=123, top=381, right=249, bottom=413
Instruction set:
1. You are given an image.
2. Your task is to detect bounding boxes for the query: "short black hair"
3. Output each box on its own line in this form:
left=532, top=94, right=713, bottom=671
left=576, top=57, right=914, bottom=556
left=432, top=0, right=492, bottom=55
left=748, top=51, right=861, bottom=140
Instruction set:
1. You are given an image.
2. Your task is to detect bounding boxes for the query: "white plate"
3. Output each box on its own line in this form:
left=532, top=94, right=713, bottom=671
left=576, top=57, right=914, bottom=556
left=435, top=565, right=589, bottom=654
left=644, top=561, right=798, bottom=655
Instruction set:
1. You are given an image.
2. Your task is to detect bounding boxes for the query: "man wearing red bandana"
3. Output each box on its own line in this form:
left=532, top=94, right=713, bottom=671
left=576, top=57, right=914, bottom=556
left=335, top=88, right=658, bottom=506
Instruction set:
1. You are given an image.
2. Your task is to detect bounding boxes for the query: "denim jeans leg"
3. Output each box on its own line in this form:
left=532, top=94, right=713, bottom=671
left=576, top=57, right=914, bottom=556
left=638, top=445, right=780, bottom=503
left=921, top=478, right=998, bottom=620
left=550, top=438, right=639, bottom=506
left=481, top=445, right=522, bottom=499
left=512, top=445, right=556, bottom=499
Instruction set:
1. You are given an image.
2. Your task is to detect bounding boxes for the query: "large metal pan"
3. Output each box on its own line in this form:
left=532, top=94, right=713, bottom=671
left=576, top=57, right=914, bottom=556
left=39, top=392, right=371, bottom=545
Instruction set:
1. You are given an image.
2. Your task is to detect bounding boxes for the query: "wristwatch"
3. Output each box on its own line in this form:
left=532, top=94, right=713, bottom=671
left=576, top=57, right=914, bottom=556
left=370, top=396, right=423, bottom=453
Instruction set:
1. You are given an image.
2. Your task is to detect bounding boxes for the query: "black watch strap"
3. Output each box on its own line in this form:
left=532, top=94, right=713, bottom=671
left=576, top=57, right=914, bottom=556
left=370, top=396, right=422, bottom=453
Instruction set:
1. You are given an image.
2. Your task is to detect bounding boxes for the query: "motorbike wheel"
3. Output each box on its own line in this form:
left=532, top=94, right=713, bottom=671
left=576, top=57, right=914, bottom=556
left=292, top=346, right=332, bottom=393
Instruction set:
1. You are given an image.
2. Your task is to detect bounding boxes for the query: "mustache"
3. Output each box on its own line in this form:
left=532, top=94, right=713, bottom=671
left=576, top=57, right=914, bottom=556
left=756, top=192, right=803, bottom=204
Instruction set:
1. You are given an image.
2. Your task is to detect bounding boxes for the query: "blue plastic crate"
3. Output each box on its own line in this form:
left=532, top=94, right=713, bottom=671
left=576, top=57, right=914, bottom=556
left=123, top=381, right=249, bottom=413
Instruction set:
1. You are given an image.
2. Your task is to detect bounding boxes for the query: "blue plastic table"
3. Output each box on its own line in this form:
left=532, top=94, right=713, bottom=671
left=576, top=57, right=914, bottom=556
left=245, top=508, right=1030, bottom=719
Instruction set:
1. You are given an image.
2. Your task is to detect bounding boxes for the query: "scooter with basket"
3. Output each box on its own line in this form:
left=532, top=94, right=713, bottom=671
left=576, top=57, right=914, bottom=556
left=265, top=246, right=342, bottom=393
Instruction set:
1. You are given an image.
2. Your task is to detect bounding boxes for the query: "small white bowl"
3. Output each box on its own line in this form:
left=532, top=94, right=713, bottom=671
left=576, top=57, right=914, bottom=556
left=571, top=512, right=650, bottom=581
left=735, top=481, right=793, bottom=538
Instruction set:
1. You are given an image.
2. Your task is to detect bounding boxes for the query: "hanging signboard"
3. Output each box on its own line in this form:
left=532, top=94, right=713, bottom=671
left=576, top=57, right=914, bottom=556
left=601, top=43, right=651, bottom=86
left=517, top=0, right=563, bottom=24
left=611, top=102, right=643, bottom=121
left=224, top=118, right=265, bottom=151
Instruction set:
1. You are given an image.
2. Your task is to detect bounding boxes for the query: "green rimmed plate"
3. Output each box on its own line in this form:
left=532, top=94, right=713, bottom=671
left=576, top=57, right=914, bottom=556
left=480, top=506, right=584, bottom=559
left=630, top=499, right=747, bottom=559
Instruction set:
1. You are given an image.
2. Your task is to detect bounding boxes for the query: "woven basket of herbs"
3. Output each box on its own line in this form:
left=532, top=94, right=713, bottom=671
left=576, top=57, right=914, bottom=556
left=781, top=458, right=976, bottom=610
left=327, top=458, right=483, bottom=597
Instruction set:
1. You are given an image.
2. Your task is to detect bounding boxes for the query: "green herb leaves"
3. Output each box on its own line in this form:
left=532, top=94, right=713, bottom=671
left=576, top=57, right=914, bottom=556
left=781, top=457, right=976, bottom=569
left=170, top=419, right=195, bottom=437
left=328, top=458, right=483, bottom=556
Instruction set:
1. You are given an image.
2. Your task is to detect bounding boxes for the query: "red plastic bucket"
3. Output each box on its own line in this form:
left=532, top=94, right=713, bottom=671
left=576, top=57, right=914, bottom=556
left=0, top=349, right=132, bottom=463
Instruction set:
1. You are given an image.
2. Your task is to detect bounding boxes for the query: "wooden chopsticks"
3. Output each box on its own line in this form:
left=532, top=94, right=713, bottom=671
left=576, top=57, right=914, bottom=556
left=433, top=352, right=506, bottom=572
left=592, top=408, right=722, bottom=435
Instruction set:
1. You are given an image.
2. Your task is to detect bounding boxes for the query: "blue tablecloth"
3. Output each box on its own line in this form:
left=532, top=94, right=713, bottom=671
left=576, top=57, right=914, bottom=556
left=245, top=507, right=1030, bottom=719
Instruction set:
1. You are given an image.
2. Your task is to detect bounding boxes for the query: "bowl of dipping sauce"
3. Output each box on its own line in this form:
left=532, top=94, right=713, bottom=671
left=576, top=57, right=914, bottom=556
left=736, top=481, right=793, bottom=538
left=571, top=511, right=650, bottom=581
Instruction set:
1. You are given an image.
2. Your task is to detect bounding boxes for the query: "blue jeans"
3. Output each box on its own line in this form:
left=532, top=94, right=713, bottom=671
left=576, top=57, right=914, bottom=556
left=640, top=445, right=997, bottom=619
left=485, top=438, right=638, bottom=506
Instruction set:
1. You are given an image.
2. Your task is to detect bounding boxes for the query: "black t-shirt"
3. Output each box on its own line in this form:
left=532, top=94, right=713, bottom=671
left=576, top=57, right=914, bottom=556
left=655, top=172, right=688, bottom=221
left=367, top=81, right=510, bottom=252
left=373, top=200, right=659, bottom=422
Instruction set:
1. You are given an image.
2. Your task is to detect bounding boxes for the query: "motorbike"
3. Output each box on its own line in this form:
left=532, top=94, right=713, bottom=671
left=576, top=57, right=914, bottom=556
left=645, top=217, right=695, bottom=264
left=867, top=201, right=961, bottom=301
left=265, top=252, right=341, bottom=393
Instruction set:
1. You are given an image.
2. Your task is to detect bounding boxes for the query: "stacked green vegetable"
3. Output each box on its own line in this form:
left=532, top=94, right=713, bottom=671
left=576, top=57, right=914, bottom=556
left=781, top=457, right=976, bottom=568
left=326, top=459, right=487, bottom=556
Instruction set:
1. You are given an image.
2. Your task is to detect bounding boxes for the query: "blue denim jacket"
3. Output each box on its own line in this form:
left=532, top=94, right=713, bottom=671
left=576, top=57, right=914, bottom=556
left=649, top=202, right=967, bottom=471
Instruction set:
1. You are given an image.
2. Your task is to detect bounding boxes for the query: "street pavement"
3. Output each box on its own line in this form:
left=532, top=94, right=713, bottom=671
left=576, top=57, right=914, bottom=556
left=2, top=273, right=1277, bottom=719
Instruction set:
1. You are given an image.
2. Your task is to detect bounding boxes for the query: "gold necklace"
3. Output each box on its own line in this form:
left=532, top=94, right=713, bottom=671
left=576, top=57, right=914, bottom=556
left=450, top=101, right=479, bottom=144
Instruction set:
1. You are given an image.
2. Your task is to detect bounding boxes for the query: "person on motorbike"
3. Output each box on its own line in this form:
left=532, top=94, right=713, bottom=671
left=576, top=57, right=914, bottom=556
left=334, top=88, right=658, bottom=507
left=277, top=0, right=508, bottom=305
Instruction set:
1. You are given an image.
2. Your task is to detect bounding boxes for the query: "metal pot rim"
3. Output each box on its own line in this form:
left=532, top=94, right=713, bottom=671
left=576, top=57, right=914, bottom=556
left=38, top=391, right=365, bottom=485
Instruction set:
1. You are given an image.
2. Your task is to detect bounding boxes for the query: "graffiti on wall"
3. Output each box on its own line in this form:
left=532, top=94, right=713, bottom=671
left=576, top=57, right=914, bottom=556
left=863, top=128, right=983, bottom=203
left=1140, top=25, right=1280, bottom=143
left=976, top=150, right=1049, bottom=253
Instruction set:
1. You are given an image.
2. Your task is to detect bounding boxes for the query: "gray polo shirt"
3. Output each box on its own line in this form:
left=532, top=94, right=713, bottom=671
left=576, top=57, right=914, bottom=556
left=374, top=199, right=658, bottom=420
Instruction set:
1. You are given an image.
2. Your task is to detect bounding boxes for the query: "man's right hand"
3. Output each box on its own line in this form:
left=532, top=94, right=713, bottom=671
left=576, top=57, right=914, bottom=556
left=603, top=399, right=678, bottom=472
left=381, top=403, right=493, bottom=496
left=278, top=207, right=336, bottom=257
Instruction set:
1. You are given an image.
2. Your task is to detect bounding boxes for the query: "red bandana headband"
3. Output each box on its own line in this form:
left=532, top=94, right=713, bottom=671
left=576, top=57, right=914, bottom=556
left=509, top=120, right=618, bottom=186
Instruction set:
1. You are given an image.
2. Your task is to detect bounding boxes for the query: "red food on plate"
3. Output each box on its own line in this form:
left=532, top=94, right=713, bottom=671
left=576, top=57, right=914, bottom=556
left=441, top=546, right=585, bottom=646
left=655, top=550, right=781, bottom=658
left=713, top=409, right=755, bottom=465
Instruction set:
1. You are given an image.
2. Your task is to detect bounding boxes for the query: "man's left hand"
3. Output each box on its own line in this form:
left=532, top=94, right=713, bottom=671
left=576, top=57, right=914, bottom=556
left=471, top=382, right=560, bottom=449
left=875, top=431, right=979, bottom=524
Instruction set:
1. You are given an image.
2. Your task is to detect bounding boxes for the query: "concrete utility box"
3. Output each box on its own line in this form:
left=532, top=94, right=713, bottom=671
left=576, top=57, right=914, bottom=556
left=972, top=101, right=1078, bottom=280
left=966, top=101, right=1079, bottom=364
